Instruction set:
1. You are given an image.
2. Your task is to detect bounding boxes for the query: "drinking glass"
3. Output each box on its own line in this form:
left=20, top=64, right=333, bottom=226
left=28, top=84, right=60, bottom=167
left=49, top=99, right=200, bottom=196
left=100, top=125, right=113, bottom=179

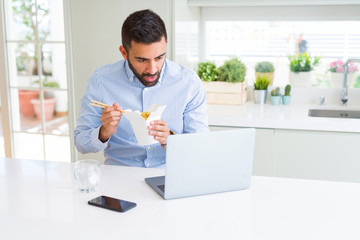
left=74, top=159, right=100, bottom=193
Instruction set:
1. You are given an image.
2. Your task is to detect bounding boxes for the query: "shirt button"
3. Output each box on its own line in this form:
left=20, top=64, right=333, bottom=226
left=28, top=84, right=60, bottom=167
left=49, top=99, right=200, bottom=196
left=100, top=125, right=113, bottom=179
left=147, top=146, right=151, bottom=150
left=145, top=162, right=150, bottom=167
left=129, top=77, right=133, bottom=82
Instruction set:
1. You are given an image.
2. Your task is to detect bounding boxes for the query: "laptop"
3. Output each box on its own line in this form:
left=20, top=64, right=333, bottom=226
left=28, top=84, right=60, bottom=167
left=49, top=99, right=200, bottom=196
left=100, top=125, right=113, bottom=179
left=145, top=128, right=256, bottom=200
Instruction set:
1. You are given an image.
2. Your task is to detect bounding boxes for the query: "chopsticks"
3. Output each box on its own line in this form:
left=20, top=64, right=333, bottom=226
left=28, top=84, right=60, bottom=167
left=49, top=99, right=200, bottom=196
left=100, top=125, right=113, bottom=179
left=90, top=100, right=127, bottom=113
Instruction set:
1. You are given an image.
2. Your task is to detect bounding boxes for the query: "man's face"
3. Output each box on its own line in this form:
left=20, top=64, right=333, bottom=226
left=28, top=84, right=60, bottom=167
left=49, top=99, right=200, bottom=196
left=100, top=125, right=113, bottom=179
left=120, top=37, right=167, bottom=87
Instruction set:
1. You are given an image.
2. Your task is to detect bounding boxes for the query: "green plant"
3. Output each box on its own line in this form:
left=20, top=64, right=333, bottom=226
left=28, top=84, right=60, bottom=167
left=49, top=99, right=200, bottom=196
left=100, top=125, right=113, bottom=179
left=255, top=61, right=274, bottom=73
left=288, top=52, right=321, bottom=73
left=33, top=77, right=59, bottom=98
left=354, top=75, right=360, bottom=88
left=197, top=62, right=218, bottom=82
left=217, top=58, right=246, bottom=83
left=271, top=87, right=280, bottom=96
left=254, top=75, right=270, bottom=90
left=284, top=84, right=291, bottom=96
left=12, top=0, right=50, bottom=75
left=43, top=78, right=59, bottom=88
left=33, top=77, right=59, bottom=88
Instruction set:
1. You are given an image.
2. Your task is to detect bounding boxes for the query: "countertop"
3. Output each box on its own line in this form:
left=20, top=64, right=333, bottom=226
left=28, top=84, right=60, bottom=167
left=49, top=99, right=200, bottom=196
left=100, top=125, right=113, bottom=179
left=1, top=158, right=360, bottom=240
left=207, top=103, right=360, bottom=133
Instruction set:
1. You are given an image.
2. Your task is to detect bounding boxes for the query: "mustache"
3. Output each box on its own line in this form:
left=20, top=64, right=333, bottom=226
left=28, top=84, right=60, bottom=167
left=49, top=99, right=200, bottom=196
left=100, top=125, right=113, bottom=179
left=142, top=72, right=159, bottom=77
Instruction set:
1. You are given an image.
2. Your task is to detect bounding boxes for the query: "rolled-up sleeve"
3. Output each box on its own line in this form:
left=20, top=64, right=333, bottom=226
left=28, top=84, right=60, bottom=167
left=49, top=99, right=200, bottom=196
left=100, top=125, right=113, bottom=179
left=183, top=71, right=209, bottom=134
left=74, top=71, right=108, bottom=153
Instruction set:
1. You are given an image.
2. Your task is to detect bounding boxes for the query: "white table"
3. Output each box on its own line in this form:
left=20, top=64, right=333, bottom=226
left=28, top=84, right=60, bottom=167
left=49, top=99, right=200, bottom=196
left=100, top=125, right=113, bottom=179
left=1, top=158, right=360, bottom=240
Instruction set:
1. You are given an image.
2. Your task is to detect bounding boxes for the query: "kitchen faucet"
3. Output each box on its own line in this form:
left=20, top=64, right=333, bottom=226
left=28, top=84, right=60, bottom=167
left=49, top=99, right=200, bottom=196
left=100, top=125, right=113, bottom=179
left=340, top=58, right=360, bottom=105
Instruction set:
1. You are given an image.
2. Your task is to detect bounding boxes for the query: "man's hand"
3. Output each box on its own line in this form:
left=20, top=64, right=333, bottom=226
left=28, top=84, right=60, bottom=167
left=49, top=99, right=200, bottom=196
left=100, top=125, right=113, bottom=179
left=148, top=119, right=170, bottom=145
left=99, top=102, right=122, bottom=143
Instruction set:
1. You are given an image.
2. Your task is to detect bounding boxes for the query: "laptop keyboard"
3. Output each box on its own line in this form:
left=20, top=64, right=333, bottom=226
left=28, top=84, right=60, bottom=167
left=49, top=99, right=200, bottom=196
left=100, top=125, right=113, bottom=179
left=157, top=184, right=165, bottom=192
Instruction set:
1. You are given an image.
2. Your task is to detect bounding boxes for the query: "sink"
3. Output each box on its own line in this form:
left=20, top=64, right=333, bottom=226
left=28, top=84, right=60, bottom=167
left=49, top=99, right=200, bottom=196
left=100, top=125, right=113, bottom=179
left=308, top=109, right=360, bottom=119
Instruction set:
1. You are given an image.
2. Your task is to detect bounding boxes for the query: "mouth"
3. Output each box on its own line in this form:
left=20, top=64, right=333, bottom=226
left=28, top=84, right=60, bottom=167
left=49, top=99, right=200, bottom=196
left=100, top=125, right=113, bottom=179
left=144, top=74, right=158, bottom=82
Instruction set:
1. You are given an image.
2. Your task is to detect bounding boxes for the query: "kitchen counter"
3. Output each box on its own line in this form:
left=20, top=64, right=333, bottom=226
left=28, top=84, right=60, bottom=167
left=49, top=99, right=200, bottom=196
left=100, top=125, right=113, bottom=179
left=207, top=103, right=360, bottom=133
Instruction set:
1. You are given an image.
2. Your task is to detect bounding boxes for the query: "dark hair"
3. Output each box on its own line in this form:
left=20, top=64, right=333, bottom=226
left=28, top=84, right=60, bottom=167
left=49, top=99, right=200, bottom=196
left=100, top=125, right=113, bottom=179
left=122, top=9, right=167, bottom=51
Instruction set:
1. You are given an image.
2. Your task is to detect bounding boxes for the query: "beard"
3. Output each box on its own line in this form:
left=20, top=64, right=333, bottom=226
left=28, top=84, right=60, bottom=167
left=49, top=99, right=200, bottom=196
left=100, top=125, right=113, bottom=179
left=127, top=59, right=163, bottom=87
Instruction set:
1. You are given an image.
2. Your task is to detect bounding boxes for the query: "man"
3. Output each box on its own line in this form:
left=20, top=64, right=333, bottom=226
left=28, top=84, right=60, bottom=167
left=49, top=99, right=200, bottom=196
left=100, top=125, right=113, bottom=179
left=74, top=9, right=209, bottom=168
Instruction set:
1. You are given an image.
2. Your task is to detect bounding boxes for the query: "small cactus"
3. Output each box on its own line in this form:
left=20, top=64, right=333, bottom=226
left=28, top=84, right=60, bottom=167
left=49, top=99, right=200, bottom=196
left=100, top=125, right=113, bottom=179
left=271, top=87, right=280, bottom=96
left=285, top=84, right=291, bottom=96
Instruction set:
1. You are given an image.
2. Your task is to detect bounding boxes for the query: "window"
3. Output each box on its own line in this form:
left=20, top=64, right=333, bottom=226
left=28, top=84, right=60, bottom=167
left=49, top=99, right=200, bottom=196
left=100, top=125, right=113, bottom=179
left=205, top=21, right=360, bottom=87
left=1, top=0, right=71, bottom=161
left=174, top=5, right=360, bottom=88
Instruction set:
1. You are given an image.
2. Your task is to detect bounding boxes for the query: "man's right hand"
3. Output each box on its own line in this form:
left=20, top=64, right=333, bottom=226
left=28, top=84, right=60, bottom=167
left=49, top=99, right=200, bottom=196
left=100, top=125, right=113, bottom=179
left=99, top=102, right=122, bottom=143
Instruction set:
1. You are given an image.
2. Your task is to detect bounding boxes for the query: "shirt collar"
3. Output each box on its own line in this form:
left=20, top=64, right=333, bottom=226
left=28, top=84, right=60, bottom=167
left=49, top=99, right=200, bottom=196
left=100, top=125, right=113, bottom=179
left=124, top=59, right=167, bottom=86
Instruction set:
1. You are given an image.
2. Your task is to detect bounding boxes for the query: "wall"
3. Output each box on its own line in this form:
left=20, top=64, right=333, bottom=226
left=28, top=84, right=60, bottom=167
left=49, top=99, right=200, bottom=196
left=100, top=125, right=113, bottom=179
left=69, top=0, right=173, bottom=162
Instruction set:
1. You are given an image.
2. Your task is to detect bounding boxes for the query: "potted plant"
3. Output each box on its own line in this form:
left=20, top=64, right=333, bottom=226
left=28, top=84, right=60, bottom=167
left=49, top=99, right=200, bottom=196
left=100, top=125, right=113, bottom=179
left=197, top=62, right=218, bottom=82
left=288, top=52, right=321, bottom=87
left=255, top=61, right=275, bottom=86
left=329, top=59, right=359, bottom=88
left=270, top=87, right=281, bottom=105
left=199, top=58, right=247, bottom=105
left=31, top=77, right=59, bottom=120
left=18, top=90, right=39, bottom=117
left=253, top=75, right=270, bottom=104
left=282, top=84, right=291, bottom=105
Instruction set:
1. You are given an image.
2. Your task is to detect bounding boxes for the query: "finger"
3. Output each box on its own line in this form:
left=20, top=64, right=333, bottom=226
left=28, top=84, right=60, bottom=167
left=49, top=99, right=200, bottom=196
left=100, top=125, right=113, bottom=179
left=150, top=130, right=168, bottom=138
left=150, top=119, right=166, bottom=126
left=101, top=113, right=121, bottom=121
left=101, top=116, right=121, bottom=125
left=148, top=124, right=168, bottom=132
left=149, top=125, right=170, bottom=137
left=102, top=106, right=117, bottom=114
left=154, top=136, right=166, bottom=145
left=102, top=110, right=122, bottom=119
left=102, top=119, right=120, bottom=127
left=113, top=102, right=123, bottom=112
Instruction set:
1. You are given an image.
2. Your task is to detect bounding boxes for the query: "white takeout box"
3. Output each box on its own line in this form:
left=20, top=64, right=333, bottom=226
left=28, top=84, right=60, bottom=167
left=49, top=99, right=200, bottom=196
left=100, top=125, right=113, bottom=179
left=122, top=104, right=167, bottom=145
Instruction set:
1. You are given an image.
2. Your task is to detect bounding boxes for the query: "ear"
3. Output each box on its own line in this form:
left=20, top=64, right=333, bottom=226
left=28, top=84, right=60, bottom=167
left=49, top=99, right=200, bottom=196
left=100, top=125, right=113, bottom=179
left=119, top=46, right=128, bottom=60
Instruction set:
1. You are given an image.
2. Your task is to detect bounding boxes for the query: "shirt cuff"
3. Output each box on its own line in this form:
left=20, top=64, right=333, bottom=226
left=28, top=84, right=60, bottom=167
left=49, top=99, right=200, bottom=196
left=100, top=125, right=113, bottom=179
left=91, top=126, right=108, bottom=151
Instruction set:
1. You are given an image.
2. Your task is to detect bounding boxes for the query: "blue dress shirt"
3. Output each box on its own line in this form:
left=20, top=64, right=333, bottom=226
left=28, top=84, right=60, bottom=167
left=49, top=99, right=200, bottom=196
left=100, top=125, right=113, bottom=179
left=74, top=59, right=209, bottom=167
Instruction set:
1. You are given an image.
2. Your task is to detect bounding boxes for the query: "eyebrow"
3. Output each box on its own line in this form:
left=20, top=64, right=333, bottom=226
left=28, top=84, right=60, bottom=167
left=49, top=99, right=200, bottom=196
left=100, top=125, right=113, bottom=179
left=134, top=53, right=166, bottom=61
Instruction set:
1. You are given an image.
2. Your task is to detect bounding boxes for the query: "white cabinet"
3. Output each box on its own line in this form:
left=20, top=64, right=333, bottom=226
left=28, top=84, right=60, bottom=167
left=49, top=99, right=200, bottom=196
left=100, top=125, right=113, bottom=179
left=210, top=125, right=360, bottom=183
left=210, top=126, right=275, bottom=177
left=274, top=129, right=360, bottom=183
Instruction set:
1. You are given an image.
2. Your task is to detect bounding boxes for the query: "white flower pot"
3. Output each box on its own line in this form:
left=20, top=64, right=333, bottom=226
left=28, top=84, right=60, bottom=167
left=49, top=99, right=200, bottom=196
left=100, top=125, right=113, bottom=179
left=254, top=90, right=268, bottom=104
left=330, top=72, right=354, bottom=88
left=289, top=72, right=312, bottom=88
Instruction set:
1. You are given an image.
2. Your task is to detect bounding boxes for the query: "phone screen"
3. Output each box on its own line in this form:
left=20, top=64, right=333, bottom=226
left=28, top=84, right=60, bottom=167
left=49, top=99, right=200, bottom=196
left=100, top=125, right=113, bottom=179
left=88, top=195, right=137, bottom=212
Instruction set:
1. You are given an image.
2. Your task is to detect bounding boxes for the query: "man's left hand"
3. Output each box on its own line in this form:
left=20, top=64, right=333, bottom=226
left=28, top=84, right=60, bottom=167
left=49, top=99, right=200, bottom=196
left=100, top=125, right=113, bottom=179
left=148, top=119, right=170, bottom=145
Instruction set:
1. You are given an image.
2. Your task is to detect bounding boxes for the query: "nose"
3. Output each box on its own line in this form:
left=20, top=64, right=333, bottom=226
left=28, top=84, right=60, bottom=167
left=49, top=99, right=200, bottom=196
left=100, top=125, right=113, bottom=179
left=146, top=60, right=157, bottom=75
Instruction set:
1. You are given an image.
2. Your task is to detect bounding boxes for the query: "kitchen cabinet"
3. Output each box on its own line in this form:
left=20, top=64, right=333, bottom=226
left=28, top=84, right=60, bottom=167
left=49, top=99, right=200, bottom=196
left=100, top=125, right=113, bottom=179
left=274, top=129, right=360, bottom=183
left=210, top=126, right=360, bottom=183
left=210, top=126, right=275, bottom=177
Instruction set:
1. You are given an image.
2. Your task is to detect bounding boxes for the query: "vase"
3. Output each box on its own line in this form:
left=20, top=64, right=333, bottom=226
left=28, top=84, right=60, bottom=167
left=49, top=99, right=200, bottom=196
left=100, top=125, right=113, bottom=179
left=270, top=96, right=281, bottom=105
left=330, top=72, right=354, bottom=88
left=18, top=90, right=39, bottom=117
left=31, top=98, right=56, bottom=120
left=289, top=72, right=312, bottom=88
left=254, top=90, right=267, bottom=104
left=282, top=95, right=291, bottom=105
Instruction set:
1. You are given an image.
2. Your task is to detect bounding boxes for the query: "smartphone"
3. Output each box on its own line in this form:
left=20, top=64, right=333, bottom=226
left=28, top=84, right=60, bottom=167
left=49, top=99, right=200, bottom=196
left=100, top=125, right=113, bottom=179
left=88, top=195, right=137, bottom=212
